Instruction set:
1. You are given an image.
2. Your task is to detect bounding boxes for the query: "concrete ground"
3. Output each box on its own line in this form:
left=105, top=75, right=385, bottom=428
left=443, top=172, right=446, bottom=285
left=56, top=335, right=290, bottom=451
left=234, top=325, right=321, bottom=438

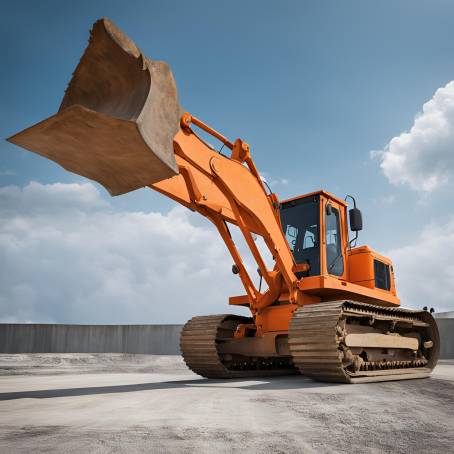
left=0, top=355, right=453, bottom=453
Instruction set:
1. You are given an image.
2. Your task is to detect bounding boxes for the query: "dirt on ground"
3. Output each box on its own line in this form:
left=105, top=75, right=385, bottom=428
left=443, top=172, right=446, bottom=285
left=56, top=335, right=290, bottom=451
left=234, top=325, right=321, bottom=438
left=0, top=355, right=453, bottom=453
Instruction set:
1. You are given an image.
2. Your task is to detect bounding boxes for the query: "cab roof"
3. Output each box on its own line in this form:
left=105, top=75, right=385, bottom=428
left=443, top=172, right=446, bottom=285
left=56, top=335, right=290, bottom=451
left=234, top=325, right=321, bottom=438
left=281, top=189, right=348, bottom=207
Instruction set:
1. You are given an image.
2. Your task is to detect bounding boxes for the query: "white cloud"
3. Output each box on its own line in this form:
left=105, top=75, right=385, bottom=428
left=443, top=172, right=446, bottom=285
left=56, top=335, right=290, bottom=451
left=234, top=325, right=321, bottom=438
left=388, top=218, right=454, bottom=313
left=277, top=178, right=289, bottom=186
left=0, top=182, right=250, bottom=324
left=374, top=80, right=454, bottom=192
left=5, top=182, right=451, bottom=323
left=259, top=171, right=289, bottom=188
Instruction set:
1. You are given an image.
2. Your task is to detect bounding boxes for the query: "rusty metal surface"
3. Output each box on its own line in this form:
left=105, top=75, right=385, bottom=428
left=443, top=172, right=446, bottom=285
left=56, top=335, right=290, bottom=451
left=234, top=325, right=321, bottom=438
left=8, top=18, right=180, bottom=196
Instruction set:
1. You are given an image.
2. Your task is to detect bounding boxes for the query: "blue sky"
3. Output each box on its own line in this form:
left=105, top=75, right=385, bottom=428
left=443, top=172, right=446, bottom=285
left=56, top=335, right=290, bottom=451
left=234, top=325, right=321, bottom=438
left=2, top=1, right=454, bottom=322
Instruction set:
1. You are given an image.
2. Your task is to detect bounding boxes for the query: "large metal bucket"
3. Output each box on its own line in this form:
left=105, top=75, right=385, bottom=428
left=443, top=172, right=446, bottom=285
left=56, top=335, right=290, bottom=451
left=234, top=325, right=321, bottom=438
left=7, top=18, right=180, bottom=196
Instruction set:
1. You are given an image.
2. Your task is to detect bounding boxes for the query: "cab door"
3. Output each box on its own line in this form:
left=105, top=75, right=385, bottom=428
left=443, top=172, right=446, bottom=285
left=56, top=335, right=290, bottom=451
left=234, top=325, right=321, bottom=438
left=322, top=198, right=347, bottom=279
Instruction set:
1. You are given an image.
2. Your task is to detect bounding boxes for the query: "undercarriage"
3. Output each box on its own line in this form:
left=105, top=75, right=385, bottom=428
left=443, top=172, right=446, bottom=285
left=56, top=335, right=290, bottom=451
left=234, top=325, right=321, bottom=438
left=181, top=301, right=439, bottom=383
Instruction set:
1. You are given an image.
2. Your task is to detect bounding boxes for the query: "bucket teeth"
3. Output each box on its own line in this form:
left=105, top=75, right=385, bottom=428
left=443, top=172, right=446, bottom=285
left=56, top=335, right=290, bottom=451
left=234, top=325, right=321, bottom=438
left=8, top=18, right=181, bottom=196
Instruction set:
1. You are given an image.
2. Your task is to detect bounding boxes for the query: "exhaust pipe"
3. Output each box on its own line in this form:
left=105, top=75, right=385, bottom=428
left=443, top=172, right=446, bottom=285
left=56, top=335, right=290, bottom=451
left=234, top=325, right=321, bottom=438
left=7, top=18, right=181, bottom=196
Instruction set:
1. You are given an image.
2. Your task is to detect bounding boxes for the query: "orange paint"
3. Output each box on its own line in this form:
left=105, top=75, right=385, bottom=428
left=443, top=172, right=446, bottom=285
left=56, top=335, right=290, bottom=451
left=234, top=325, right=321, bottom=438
left=151, top=114, right=400, bottom=336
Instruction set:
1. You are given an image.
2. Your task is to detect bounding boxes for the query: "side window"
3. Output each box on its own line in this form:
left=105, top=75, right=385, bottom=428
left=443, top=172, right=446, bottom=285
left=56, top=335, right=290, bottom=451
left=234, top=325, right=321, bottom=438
left=374, top=260, right=391, bottom=290
left=325, top=206, right=344, bottom=276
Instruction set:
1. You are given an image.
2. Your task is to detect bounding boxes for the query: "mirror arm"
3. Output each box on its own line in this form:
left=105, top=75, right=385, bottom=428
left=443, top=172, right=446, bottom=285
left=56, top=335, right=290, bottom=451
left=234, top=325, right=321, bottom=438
left=349, top=231, right=359, bottom=249
left=344, top=194, right=357, bottom=208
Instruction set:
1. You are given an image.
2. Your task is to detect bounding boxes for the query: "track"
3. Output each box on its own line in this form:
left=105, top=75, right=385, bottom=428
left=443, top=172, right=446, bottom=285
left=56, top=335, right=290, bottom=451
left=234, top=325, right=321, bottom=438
left=180, top=315, right=295, bottom=379
left=181, top=301, right=439, bottom=383
left=288, top=300, right=440, bottom=383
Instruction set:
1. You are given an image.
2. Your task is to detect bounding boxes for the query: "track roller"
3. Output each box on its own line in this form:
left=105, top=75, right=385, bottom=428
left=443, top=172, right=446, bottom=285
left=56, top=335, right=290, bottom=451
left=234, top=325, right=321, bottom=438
left=289, top=300, right=439, bottom=384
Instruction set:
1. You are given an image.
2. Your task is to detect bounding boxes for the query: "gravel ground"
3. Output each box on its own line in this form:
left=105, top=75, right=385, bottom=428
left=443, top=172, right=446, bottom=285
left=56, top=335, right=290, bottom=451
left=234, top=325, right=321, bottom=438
left=0, top=354, right=453, bottom=453
left=0, top=353, right=188, bottom=376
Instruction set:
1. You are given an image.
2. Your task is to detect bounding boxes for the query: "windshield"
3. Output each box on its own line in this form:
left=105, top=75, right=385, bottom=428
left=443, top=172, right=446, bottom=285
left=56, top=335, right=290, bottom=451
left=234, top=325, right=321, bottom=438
left=280, top=196, right=320, bottom=276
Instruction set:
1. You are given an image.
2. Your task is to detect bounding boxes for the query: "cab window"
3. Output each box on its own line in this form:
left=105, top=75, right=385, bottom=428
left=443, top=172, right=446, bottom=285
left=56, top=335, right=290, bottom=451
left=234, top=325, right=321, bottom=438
left=280, top=196, right=320, bottom=276
left=325, top=206, right=343, bottom=276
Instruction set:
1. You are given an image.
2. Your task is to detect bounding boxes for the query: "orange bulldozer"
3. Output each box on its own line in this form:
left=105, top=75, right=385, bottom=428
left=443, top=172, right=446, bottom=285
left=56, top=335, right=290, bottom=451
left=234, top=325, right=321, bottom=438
left=8, top=18, right=439, bottom=383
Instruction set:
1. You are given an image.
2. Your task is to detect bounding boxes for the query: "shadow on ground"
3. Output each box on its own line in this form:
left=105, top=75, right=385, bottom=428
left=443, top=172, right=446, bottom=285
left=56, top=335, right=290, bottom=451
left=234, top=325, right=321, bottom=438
left=0, top=375, right=342, bottom=400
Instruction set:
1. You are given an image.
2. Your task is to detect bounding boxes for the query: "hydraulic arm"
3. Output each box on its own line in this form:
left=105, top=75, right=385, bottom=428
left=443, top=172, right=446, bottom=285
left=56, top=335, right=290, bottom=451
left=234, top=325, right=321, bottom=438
left=153, top=113, right=303, bottom=311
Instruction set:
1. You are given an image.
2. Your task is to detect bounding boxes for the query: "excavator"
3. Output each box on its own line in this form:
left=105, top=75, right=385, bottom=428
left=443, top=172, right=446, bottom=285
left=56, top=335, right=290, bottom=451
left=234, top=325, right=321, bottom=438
left=7, top=18, right=439, bottom=383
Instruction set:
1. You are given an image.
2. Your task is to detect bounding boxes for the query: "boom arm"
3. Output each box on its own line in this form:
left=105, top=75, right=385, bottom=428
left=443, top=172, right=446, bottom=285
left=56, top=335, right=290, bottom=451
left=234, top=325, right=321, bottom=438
left=154, top=113, right=302, bottom=310
left=6, top=17, right=304, bottom=313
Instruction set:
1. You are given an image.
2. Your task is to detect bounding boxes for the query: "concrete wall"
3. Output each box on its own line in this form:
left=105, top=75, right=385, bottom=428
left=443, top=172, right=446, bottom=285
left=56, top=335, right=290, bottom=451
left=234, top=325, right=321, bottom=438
left=0, top=321, right=453, bottom=359
left=0, top=324, right=183, bottom=355
left=437, top=319, right=454, bottom=360
left=434, top=311, right=454, bottom=319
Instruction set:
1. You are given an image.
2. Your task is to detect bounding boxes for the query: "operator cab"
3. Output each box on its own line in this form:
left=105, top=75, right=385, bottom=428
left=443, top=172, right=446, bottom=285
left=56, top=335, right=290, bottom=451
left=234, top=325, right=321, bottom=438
left=279, top=190, right=398, bottom=301
left=280, top=191, right=344, bottom=278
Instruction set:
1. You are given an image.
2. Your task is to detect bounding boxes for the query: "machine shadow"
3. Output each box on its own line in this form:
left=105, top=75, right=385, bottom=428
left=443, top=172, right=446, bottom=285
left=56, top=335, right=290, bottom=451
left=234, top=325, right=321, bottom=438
left=0, top=375, right=341, bottom=401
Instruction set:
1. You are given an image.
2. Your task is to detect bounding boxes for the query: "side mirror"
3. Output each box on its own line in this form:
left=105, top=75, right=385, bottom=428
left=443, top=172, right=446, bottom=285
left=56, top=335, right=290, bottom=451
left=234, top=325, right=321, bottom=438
left=349, top=208, right=363, bottom=232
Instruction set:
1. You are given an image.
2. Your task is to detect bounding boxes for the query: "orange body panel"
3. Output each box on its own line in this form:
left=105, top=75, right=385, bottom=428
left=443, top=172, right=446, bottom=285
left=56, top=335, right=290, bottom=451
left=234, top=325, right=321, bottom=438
left=149, top=116, right=400, bottom=336
left=348, top=246, right=397, bottom=294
